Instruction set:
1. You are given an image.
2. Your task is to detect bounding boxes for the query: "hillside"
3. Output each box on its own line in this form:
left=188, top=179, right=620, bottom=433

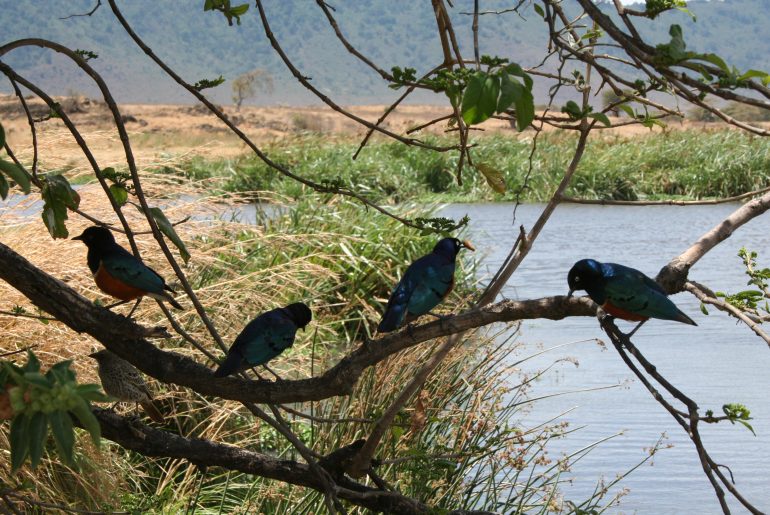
left=0, top=0, right=766, bottom=105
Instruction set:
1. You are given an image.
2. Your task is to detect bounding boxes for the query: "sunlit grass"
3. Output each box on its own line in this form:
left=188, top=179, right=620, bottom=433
left=168, top=129, right=770, bottom=203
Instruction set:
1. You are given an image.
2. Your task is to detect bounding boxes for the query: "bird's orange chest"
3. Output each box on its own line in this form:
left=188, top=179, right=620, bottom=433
left=94, top=263, right=145, bottom=301
left=602, top=301, right=648, bottom=322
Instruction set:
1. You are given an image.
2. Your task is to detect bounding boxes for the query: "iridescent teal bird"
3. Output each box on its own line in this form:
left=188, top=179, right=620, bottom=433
left=378, top=238, right=475, bottom=333
left=213, top=302, right=312, bottom=378
left=567, top=259, right=696, bottom=336
left=73, top=226, right=182, bottom=315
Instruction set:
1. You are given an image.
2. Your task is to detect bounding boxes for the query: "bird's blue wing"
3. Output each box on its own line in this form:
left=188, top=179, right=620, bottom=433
left=604, top=271, right=684, bottom=321
left=233, top=311, right=297, bottom=367
left=407, top=258, right=455, bottom=316
left=378, top=256, right=434, bottom=332
left=102, top=249, right=166, bottom=294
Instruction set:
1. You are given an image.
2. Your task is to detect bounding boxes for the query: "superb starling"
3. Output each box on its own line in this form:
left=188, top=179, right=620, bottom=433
left=89, top=349, right=164, bottom=423
left=378, top=237, right=475, bottom=333
left=567, top=259, right=696, bottom=335
left=213, top=302, right=312, bottom=378
left=73, top=226, right=182, bottom=313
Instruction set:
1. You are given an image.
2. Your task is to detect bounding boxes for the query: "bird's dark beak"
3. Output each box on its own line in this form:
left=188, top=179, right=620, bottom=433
left=88, top=351, right=97, bottom=358
left=72, top=233, right=84, bottom=241
left=567, top=289, right=575, bottom=298
left=462, top=240, right=475, bottom=251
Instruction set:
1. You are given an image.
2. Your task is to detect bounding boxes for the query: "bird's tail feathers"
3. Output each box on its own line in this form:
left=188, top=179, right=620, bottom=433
left=378, top=303, right=406, bottom=333
left=213, top=352, right=243, bottom=378
left=140, top=400, right=164, bottom=423
left=676, top=309, right=698, bottom=326
left=149, top=291, right=183, bottom=310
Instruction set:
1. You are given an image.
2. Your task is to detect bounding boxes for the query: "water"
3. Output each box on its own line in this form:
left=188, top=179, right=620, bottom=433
left=438, top=203, right=770, bottom=514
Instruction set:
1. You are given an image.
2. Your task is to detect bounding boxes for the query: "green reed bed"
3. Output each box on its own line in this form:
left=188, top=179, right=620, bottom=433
left=174, top=129, right=770, bottom=203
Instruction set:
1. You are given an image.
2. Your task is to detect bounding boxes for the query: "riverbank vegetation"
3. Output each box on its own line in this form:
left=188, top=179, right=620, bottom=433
left=171, top=129, right=770, bottom=204
left=0, top=192, right=624, bottom=512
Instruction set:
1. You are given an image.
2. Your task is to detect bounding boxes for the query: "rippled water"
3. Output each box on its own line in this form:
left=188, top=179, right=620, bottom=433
left=438, top=203, right=770, bottom=514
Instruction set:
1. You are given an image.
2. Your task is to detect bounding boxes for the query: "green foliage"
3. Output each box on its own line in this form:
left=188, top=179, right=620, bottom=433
left=655, top=25, right=770, bottom=89
left=722, top=403, right=755, bottom=435
left=173, top=129, right=770, bottom=204
left=645, top=0, right=691, bottom=20
left=101, top=167, right=132, bottom=207
left=460, top=60, right=534, bottom=130
left=408, top=58, right=534, bottom=131
left=716, top=248, right=770, bottom=315
left=147, top=207, right=191, bottom=263
left=389, top=66, right=417, bottom=89
left=561, top=100, right=611, bottom=127
left=0, top=159, right=31, bottom=197
left=192, top=75, right=225, bottom=91
left=203, top=0, right=249, bottom=25
left=74, top=49, right=98, bottom=61
left=2, top=351, right=110, bottom=471
left=40, top=174, right=80, bottom=239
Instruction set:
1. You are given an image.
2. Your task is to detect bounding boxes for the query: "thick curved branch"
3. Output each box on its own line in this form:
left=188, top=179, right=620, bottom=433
left=657, top=190, right=770, bottom=292
left=93, top=409, right=429, bottom=514
left=0, top=239, right=595, bottom=405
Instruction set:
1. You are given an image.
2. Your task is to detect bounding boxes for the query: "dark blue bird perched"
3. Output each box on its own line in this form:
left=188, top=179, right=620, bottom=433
left=213, top=302, right=312, bottom=378
left=73, top=226, right=183, bottom=313
left=567, top=259, right=696, bottom=336
left=378, top=237, right=475, bottom=333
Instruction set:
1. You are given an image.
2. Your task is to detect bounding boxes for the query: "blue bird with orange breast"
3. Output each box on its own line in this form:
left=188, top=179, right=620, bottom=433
left=73, top=226, right=182, bottom=314
left=567, top=259, right=696, bottom=335
left=378, top=237, right=475, bottom=333
left=214, top=302, right=312, bottom=378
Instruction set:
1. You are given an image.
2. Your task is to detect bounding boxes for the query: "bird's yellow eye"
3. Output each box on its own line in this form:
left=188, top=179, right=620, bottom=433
left=575, top=276, right=581, bottom=282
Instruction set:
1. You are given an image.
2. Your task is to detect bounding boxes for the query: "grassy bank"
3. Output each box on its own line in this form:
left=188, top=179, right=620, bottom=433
left=173, top=129, right=770, bottom=203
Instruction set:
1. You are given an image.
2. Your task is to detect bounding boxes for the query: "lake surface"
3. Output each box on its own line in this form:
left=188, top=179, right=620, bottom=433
left=438, top=203, right=770, bottom=514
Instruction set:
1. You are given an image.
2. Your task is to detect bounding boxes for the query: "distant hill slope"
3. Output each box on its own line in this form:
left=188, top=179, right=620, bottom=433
left=0, top=0, right=766, bottom=105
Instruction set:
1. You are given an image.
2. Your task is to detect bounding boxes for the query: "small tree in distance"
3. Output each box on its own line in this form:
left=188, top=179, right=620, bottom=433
left=231, top=68, right=274, bottom=110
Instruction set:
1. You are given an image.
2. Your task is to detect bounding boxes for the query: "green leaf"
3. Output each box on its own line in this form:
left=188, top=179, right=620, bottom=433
left=738, top=69, right=770, bottom=84
left=700, top=303, right=709, bottom=316
left=148, top=207, right=190, bottom=263
left=496, top=73, right=522, bottom=113
left=0, top=121, right=5, bottom=148
left=504, top=63, right=533, bottom=90
left=23, top=372, right=51, bottom=388
left=48, top=410, right=75, bottom=466
left=695, top=53, right=730, bottom=74
left=561, top=100, right=583, bottom=120
left=109, top=184, right=128, bottom=206
left=10, top=413, right=31, bottom=471
left=476, top=163, right=506, bottom=193
left=41, top=174, right=80, bottom=239
left=390, top=425, right=405, bottom=440
left=513, top=87, right=534, bottom=131
left=533, top=3, right=544, bottom=18
left=0, top=159, right=31, bottom=194
left=75, top=383, right=111, bottom=402
left=618, top=104, right=635, bottom=118
left=587, top=112, right=611, bottom=127
left=28, top=411, right=48, bottom=468
left=655, top=24, right=690, bottom=64
left=24, top=350, right=41, bottom=373
left=230, top=4, right=249, bottom=16
left=0, top=173, right=8, bottom=200
left=70, top=397, right=101, bottom=447
left=461, top=72, right=499, bottom=125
